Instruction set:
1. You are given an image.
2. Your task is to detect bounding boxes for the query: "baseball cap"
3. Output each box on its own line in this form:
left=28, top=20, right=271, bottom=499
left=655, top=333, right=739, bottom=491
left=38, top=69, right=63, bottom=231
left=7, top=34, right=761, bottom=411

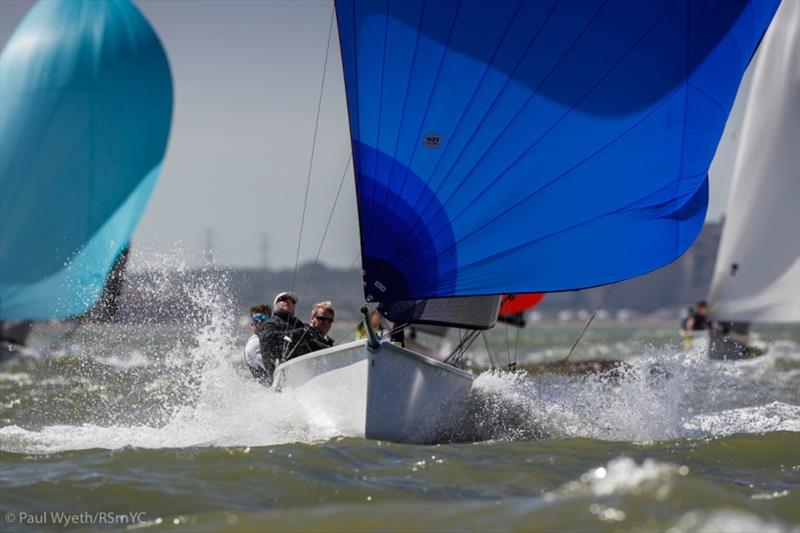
left=274, top=291, right=299, bottom=307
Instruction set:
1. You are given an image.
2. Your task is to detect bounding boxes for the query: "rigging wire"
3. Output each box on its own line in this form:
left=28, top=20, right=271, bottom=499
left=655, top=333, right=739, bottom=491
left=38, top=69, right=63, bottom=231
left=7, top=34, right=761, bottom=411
left=290, top=5, right=336, bottom=295
left=562, top=283, right=616, bottom=362
left=335, top=320, right=363, bottom=347
left=381, top=321, right=413, bottom=341
left=504, top=320, right=511, bottom=369
left=481, top=331, right=499, bottom=370
left=445, top=329, right=480, bottom=366
left=301, top=156, right=352, bottom=302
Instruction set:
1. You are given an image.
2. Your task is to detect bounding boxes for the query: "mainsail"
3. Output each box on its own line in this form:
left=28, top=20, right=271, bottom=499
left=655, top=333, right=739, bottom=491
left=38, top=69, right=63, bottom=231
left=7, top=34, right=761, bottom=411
left=0, top=0, right=173, bottom=320
left=336, top=0, right=779, bottom=305
left=708, top=0, right=800, bottom=324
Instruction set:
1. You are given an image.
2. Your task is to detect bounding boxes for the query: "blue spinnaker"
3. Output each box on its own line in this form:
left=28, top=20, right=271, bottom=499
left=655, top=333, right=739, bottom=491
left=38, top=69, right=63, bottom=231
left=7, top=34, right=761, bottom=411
left=0, top=0, right=173, bottom=320
left=336, top=0, right=779, bottom=302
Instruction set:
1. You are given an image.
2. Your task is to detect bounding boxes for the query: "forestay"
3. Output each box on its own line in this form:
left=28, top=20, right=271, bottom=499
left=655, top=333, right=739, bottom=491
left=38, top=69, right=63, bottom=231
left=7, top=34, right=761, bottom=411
left=708, top=0, right=800, bottom=324
left=336, top=0, right=779, bottom=303
left=0, top=0, right=173, bottom=320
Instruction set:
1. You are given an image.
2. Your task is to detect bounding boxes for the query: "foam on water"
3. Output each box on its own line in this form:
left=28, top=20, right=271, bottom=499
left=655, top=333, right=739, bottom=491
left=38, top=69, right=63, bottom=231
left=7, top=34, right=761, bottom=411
left=0, top=385, right=332, bottom=453
left=548, top=456, right=688, bottom=499
left=684, top=402, right=800, bottom=435
left=3, top=339, right=798, bottom=451
left=0, top=254, right=344, bottom=454
left=538, top=457, right=799, bottom=532
left=0, top=248, right=798, bottom=452
left=470, top=339, right=800, bottom=441
left=3, top=336, right=798, bottom=452
left=667, top=510, right=799, bottom=533
left=0, top=372, right=33, bottom=386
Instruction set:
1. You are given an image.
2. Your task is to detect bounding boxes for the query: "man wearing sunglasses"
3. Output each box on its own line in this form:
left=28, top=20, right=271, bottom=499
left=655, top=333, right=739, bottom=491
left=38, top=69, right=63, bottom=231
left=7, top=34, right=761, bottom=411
left=244, top=304, right=271, bottom=382
left=306, top=301, right=335, bottom=350
left=256, top=291, right=307, bottom=384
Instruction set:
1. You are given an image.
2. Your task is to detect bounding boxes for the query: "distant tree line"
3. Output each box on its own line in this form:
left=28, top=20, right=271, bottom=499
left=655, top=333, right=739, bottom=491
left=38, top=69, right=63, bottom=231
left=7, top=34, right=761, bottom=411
left=116, top=222, right=723, bottom=323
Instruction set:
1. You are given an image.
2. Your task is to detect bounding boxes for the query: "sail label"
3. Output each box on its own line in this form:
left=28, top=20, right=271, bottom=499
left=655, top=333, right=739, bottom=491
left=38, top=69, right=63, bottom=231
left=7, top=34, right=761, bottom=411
left=423, top=133, right=442, bottom=149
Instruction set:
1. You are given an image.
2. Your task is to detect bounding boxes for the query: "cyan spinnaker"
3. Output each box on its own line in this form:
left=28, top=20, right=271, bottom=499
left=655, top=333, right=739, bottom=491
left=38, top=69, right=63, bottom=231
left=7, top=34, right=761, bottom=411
left=0, top=0, right=173, bottom=320
left=336, top=0, right=779, bottom=302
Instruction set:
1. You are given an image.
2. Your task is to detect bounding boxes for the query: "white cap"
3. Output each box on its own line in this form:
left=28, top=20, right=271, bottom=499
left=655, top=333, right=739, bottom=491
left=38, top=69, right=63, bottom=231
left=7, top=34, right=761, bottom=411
left=274, top=291, right=299, bottom=307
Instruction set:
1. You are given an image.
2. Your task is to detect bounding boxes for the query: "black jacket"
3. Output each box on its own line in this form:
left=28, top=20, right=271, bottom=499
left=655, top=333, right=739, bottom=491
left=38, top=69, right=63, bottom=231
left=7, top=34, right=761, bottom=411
left=306, top=327, right=334, bottom=351
left=284, top=326, right=334, bottom=359
left=257, top=311, right=308, bottom=381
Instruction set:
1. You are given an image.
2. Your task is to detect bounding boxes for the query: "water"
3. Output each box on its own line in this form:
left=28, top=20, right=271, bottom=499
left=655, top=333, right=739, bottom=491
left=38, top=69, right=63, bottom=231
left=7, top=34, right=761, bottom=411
left=1, top=273, right=798, bottom=531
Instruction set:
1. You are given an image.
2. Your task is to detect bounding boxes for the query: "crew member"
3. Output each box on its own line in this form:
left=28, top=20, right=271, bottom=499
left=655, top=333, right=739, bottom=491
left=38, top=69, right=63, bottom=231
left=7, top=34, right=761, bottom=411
left=257, top=291, right=307, bottom=383
left=306, top=301, right=335, bottom=350
left=244, top=304, right=271, bottom=382
left=685, top=301, right=709, bottom=331
left=356, top=309, right=385, bottom=339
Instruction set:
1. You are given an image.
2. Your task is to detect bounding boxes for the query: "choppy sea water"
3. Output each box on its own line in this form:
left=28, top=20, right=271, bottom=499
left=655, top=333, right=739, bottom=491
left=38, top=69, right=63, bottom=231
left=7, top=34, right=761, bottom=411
left=1, top=278, right=798, bottom=531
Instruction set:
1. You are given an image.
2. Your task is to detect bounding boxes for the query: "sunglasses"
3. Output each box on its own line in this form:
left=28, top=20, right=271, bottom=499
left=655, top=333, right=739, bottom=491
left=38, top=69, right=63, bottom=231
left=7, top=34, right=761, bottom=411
left=313, top=315, right=333, bottom=323
left=250, top=314, right=268, bottom=323
left=277, top=296, right=295, bottom=303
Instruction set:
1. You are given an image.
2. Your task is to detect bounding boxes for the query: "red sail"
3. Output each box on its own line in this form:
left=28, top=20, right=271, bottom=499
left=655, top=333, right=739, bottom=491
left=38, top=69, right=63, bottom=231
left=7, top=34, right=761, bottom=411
left=499, top=294, right=544, bottom=317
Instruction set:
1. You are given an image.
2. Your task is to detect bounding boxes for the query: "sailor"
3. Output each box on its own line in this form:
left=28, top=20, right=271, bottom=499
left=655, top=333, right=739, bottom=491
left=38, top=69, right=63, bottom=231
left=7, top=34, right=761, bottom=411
left=685, top=301, right=709, bottom=331
left=243, top=304, right=271, bottom=382
left=356, top=309, right=385, bottom=339
left=356, top=308, right=404, bottom=347
left=306, top=301, right=335, bottom=350
left=257, top=291, right=308, bottom=383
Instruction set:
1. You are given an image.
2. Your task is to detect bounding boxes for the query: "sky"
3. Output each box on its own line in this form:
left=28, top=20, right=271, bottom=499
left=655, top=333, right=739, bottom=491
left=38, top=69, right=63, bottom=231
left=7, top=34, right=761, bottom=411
left=0, top=0, right=748, bottom=271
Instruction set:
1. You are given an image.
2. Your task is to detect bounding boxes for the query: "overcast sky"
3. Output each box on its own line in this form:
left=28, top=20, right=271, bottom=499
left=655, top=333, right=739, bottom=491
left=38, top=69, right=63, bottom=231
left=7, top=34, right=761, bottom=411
left=1, top=0, right=745, bottom=271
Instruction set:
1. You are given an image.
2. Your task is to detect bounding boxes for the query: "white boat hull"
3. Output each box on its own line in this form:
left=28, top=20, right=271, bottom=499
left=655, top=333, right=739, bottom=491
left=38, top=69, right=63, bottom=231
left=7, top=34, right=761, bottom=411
left=273, top=340, right=474, bottom=444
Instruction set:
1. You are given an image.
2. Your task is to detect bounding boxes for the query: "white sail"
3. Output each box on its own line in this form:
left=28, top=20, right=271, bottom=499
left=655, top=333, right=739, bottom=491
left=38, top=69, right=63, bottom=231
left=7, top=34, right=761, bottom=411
left=708, top=0, right=800, bottom=324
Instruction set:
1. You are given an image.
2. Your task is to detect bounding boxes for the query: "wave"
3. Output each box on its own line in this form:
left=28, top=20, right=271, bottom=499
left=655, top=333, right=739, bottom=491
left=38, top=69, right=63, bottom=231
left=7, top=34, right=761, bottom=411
left=1, top=254, right=797, bottom=453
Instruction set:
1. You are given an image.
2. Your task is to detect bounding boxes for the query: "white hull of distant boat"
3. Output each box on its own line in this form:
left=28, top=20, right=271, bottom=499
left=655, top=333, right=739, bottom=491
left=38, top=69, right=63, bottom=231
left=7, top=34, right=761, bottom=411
left=273, top=340, right=474, bottom=444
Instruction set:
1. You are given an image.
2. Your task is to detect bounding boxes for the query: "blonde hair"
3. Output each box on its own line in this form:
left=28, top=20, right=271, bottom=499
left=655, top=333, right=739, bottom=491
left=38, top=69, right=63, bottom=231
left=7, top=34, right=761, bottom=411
left=310, top=301, right=335, bottom=319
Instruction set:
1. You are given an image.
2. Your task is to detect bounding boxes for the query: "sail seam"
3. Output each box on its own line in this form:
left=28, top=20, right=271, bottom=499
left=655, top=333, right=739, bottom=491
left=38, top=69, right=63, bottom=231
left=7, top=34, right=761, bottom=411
left=686, top=81, right=726, bottom=114
left=675, top=0, right=690, bottom=257
left=425, top=0, right=679, bottom=246
left=406, top=0, right=528, bottom=216
left=387, top=0, right=464, bottom=219
left=700, top=0, right=746, bottom=66
left=342, top=0, right=371, bottom=291
left=405, top=0, right=614, bottom=244
left=425, top=89, right=683, bottom=286
left=404, top=0, right=563, bottom=242
left=365, top=1, right=392, bottom=250
left=370, top=0, right=427, bottom=250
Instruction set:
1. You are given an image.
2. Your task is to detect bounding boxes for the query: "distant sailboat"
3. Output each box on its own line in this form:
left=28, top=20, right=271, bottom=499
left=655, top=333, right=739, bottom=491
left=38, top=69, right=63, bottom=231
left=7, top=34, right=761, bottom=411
left=274, top=0, right=779, bottom=443
left=707, top=0, right=800, bottom=359
left=0, top=0, right=173, bottom=344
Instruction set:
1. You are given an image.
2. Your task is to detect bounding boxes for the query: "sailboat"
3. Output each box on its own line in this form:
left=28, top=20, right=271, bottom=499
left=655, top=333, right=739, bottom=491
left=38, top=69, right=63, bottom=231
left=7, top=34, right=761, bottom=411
left=273, top=0, right=779, bottom=443
left=707, top=0, right=800, bottom=360
left=0, top=0, right=173, bottom=346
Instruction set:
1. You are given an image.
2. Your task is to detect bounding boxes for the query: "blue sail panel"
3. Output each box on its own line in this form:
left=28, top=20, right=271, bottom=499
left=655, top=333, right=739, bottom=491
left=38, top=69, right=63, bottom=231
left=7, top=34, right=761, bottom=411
left=0, top=0, right=173, bottom=320
left=2, top=166, right=160, bottom=320
left=336, top=0, right=779, bottom=302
